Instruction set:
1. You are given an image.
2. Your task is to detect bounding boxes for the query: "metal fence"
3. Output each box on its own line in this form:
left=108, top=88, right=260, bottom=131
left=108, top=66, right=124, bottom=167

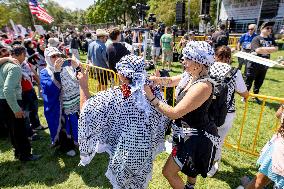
left=84, top=64, right=283, bottom=157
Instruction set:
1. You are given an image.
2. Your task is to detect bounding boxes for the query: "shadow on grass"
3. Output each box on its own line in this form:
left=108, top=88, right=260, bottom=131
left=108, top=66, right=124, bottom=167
left=270, top=66, right=284, bottom=71
left=214, top=159, right=257, bottom=188
left=215, top=157, right=275, bottom=189
left=265, top=77, right=281, bottom=83
left=0, top=127, right=111, bottom=188
left=264, top=101, right=281, bottom=111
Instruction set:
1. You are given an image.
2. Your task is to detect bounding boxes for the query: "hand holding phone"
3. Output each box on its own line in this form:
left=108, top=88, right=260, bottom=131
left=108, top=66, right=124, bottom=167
left=62, top=59, right=72, bottom=67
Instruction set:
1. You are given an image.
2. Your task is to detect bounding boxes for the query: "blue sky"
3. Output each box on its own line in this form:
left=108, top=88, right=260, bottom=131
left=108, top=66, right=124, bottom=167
left=53, top=0, right=94, bottom=10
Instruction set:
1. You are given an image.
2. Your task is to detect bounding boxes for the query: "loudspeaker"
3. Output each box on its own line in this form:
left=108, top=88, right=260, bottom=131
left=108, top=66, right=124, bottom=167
left=176, top=1, right=185, bottom=24
left=200, top=0, right=211, bottom=15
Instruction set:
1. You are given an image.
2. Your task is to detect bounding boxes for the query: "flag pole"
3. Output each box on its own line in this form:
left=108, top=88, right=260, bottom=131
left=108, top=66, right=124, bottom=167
left=27, top=0, right=36, bottom=30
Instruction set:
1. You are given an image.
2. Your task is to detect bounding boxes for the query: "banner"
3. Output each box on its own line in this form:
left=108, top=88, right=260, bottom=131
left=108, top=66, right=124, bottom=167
left=9, top=19, right=20, bottom=36
left=233, top=51, right=284, bottom=67
left=17, top=25, right=28, bottom=37
left=34, top=25, right=46, bottom=35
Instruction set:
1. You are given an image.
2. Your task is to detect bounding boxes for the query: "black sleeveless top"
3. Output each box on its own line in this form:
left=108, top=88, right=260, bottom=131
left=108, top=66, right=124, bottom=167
left=175, top=78, right=216, bottom=132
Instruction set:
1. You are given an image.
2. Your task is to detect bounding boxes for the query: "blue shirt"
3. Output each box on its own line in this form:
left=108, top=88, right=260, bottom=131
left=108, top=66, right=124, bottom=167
left=87, top=40, right=108, bottom=68
left=239, top=32, right=258, bottom=50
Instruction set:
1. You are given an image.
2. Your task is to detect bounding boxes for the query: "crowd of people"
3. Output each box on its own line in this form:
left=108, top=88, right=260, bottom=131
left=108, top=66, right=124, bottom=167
left=0, top=21, right=283, bottom=189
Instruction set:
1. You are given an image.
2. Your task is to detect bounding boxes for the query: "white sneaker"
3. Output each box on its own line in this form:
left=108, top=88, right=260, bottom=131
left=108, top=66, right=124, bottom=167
left=66, top=150, right=76, bottom=157
left=207, top=161, right=219, bottom=177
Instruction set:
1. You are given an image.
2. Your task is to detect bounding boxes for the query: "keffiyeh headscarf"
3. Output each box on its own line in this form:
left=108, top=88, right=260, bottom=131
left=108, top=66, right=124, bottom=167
left=116, top=55, right=150, bottom=114
left=182, top=41, right=215, bottom=67
left=44, top=47, right=62, bottom=73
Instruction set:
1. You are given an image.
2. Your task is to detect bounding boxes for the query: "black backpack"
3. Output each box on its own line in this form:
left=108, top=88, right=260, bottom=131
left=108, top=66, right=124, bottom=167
left=209, top=67, right=238, bottom=127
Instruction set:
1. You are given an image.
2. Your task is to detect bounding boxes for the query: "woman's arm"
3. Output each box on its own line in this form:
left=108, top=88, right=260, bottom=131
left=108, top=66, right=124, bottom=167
left=0, top=57, right=19, bottom=65
left=149, top=74, right=182, bottom=87
left=77, top=65, right=90, bottom=110
left=145, top=81, right=212, bottom=120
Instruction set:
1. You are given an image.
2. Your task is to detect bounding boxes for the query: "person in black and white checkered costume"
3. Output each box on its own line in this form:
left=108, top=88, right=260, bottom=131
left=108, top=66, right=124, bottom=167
left=207, top=45, right=249, bottom=177
left=78, top=54, right=170, bottom=189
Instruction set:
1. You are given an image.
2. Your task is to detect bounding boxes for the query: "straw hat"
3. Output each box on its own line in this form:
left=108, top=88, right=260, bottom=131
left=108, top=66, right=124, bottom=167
left=95, top=29, right=109, bottom=37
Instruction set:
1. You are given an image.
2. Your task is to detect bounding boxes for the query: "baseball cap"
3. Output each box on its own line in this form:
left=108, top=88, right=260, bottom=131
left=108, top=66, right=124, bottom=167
left=260, top=22, right=274, bottom=30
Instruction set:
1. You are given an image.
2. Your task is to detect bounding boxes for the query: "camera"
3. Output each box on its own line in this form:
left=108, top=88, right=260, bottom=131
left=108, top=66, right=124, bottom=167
left=132, top=3, right=150, bottom=11
left=148, top=13, right=156, bottom=23
left=171, top=25, right=178, bottom=33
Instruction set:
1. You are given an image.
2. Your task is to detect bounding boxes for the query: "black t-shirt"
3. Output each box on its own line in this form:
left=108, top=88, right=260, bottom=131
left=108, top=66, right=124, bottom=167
left=251, top=35, right=276, bottom=59
left=153, top=31, right=163, bottom=47
left=71, top=37, right=80, bottom=49
left=107, top=43, right=130, bottom=72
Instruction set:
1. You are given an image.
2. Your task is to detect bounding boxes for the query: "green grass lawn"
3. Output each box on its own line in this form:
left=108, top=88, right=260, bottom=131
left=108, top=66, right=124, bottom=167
left=0, top=51, right=283, bottom=189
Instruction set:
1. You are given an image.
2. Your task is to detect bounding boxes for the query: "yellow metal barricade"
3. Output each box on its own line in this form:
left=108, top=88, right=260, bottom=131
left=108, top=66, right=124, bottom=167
left=224, top=93, right=284, bottom=156
left=228, top=36, right=240, bottom=48
left=83, top=62, right=283, bottom=157
left=194, top=36, right=206, bottom=41
left=81, top=63, right=119, bottom=95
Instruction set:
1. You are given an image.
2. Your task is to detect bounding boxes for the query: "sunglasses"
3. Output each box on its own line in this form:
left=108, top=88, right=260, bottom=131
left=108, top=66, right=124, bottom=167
left=248, top=28, right=254, bottom=31
left=51, top=54, right=61, bottom=59
left=265, top=27, right=272, bottom=30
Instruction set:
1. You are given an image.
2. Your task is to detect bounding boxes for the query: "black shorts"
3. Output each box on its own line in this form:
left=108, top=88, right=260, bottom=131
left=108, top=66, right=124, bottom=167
left=172, top=129, right=217, bottom=178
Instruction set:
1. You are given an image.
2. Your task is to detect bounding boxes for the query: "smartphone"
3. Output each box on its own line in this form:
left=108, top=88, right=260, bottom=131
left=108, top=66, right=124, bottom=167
left=62, top=59, right=72, bottom=67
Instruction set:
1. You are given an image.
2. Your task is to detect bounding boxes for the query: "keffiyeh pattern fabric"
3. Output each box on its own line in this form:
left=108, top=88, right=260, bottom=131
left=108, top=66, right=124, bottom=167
left=78, top=88, right=169, bottom=188
left=182, top=41, right=215, bottom=67
left=115, top=55, right=150, bottom=115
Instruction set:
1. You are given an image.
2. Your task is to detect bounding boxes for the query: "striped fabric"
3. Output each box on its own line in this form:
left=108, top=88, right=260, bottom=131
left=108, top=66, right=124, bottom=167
left=29, top=0, right=54, bottom=24
left=257, top=136, right=284, bottom=188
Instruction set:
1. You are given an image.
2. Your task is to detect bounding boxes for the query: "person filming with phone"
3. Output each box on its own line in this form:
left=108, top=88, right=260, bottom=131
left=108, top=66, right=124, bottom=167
left=40, top=46, right=81, bottom=157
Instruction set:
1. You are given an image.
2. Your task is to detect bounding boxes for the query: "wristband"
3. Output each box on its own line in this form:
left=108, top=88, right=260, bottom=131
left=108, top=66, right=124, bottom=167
left=75, top=66, right=81, bottom=72
left=150, top=96, right=156, bottom=103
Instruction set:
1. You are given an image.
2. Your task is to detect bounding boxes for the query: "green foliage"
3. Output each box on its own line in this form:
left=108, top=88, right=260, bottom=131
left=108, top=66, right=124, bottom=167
left=148, top=0, right=176, bottom=26
left=84, top=0, right=148, bottom=25
left=0, top=0, right=33, bottom=28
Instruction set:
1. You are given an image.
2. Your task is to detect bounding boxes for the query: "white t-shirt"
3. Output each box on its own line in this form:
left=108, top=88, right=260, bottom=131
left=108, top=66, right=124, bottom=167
left=209, top=62, right=247, bottom=112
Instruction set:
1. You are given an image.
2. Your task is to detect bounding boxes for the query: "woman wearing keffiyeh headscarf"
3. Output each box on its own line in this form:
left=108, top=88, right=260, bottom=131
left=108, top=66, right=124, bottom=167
left=78, top=54, right=170, bottom=189
left=40, top=47, right=81, bottom=156
left=144, top=41, right=220, bottom=189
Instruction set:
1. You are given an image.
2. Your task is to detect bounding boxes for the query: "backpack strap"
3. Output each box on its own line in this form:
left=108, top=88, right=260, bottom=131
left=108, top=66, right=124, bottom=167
left=224, top=67, right=238, bottom=83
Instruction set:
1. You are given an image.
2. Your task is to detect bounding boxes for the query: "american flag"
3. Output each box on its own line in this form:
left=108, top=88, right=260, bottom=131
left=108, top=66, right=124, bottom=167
left=29, top=0, right=54, bottom=24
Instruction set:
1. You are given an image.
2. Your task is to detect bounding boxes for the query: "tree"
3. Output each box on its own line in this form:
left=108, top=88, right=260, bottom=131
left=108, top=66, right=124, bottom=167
left=84, top=0, right=147, bottom=26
